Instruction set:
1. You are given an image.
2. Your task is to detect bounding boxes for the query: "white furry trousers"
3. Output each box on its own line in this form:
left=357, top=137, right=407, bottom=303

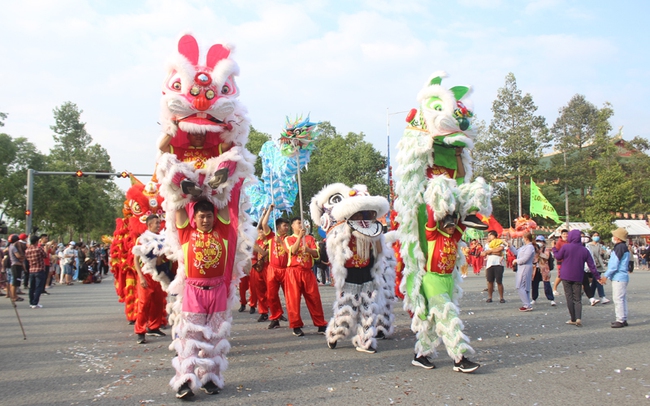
left=326, top=281, right=379, bottom=351
left=169, top=311, right=231, bottom=391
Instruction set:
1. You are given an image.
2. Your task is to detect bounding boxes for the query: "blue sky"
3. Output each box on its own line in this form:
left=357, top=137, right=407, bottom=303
left=1, top=0, right=647, bottom=189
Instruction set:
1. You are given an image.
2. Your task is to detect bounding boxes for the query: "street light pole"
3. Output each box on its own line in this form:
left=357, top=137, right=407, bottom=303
left=386, top=108, right=409, bottom=206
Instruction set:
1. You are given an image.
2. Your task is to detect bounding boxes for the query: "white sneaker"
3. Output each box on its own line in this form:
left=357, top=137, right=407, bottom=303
left=590, top=298, right=600, bottom=306
left=553, top=290, right=559, bottom=296
left=551, top=301, right=557, bottom=306
left=601, top=297, right=611, bottom=304
left=530, top=300, right=536, bottom=305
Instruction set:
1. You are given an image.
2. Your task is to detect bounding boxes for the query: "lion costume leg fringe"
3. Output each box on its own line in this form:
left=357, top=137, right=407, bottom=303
left=169, top=311, right=231, bottom=391
left=414, top=293, right=474, bottom=362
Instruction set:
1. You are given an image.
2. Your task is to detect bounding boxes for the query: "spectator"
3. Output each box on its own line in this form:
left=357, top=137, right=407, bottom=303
left=25, top=235, right=47, bottom=308
left=553, top=230, right=600, bottom=327
left=62, top=241, right=77, bottom=285
left=602, top=228, right=630, bottom=328
left=480, top=230, right=507, bottom=303
left=508, top=232, right=535, bottom=311
left=7, top=234, right=25, bottom=302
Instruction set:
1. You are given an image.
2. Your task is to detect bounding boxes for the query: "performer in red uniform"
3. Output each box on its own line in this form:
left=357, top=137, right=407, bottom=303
left=284, top=218, right=328, bottom=337
left=249, top=225, right=270, bottom=321
left=261, top=204, right=289, bottom=329
left=170, top=199, right=236, bottom=398
left=132, top=215, right=167, bottom=344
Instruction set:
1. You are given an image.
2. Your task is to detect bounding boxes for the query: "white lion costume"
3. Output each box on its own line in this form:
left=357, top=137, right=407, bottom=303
left=310, top=183, right=396, bottom=353
left=155, top=34, right=256, bottom=397
left=395, top=72, right=491, bottom=371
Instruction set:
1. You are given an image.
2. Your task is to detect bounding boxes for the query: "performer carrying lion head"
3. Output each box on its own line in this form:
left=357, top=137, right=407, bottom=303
left=395, top=71, right=492, bottom=373
left=310, top=183, right=396, bottom=354
left=155, top=34, right=256, bottom=400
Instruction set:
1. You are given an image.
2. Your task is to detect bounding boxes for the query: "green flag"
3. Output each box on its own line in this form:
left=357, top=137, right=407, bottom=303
left=530, top=178, right=561, bottom=223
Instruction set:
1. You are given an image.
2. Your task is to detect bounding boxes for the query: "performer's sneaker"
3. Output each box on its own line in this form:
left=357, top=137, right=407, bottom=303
left=249, top=306, right=256, bottom=314
left=317, top=326, right=327, bottom=335
left=279, top=315, right=288, bottom=321
left=453, top=356, right=480, bottom=373
left=180, top=179, right=202, bottom=197
left=356, top=346, right=376, bottom=354
left=268, top=320, right=281, bottom=329
left=462, top=214, right=488, bottom=230
left=201, top=381, right=220, bottom=395
left=257, top=313, right=269, bottom=322
left=128, top=320, right=135, bottom=325
left=238, top=304, right=246, bottom=312
left=146, top=328, right=166, bottom=337
left=136, top=334, right=146, bottom=344
left=327, top=340, right=337, bottom=349
left=207, top=167, right=229, bottom=189
left=292, top=327, right=304, bottom=337
left=412, top=355, right=435, bottom=369
left=176, top=382, right=194, bottom=399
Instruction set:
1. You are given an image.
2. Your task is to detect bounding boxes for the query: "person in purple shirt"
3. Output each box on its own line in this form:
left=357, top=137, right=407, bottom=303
left=552, top=230, right=601, bottom=327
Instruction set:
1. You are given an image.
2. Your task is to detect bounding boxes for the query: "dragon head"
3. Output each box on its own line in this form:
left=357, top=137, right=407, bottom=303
left=310, top=183, right=388, bottom=238
left=161, top=34, right=250, bottom=147
left=406, top=71, right=474, bottom=138
left=279, top=115, right=320, bottom=156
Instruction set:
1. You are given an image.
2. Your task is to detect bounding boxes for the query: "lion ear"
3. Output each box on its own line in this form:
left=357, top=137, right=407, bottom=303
left=450, top=86, right=470, bottom=100
left=178, top=34, right=199, bottom=65
left=320, top=214, right=331, bottom=231
left=429, top=76, right=443, bottom=86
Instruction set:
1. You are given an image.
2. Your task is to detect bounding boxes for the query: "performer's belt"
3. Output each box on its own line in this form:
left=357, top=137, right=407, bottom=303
left=187, top=280, right=223, bottom=290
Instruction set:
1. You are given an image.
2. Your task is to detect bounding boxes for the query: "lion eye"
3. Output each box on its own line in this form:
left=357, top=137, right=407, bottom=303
left=172, top=81, right=181, bottom=91
left=221, top=85, right=230, bottom=94
left=328, top=193, right=343, bottom=205
left=425, top=97, right=443, bottom=111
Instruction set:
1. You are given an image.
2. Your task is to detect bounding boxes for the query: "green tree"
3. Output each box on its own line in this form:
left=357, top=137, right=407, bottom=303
left=299, top=122, right=388, bottom=221
left=474, top=73, right=549, bottom=221
left=246, top=126, right=272, bottom=178
left=44, top=102, right=120, bottom=241
left=621, top=136, right=650, bottom=212
left=0, top=112, right=7, bottom=126
left=585, top=161, right=634, bottom=239
left=548, top=95, right=614, bottom=219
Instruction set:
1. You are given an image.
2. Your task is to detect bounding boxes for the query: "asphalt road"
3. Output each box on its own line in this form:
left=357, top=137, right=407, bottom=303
left=1, top=269, right=649, bottom=406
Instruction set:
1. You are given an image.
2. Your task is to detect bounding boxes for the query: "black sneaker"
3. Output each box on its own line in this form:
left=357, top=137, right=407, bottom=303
left=42, top=291, right=50, bottom=295
left=453, top=356, right=480, bottom=373
left=128, top=320, right=135, bottom=325
left=180, top=179, right=202, bottom=197
left=327, top=340, right=337, bottom=349
left=207, top=168, right=229, bottom=189
left=412, top=355, right=435, bottom=369
left=137, top=334, right=146, bottom=344
left=356, top=346, right=376, bottom=354
left=257, top=313, right=269, bottom=322
left=623, top=320, right=629, bottom=326
left=146, top=328, right=167, bottom=337
left=201, top=380, right=220, bottom=395
left=442, top=214, right=457, bottom=229
left=238, top=304, right=246, bottom=312
left=279, top=315, right=288, bottom=321
left=462, top=214, right=488, bottom=230
left=317, top=326, right=327, bottom=335
left=292, top=327, right=304, bottom=337
left=268, top=319, right=280, bottom=329
left=249, top=306, right=256, bottom=314
left=176, top=382, right=194, bottom=399
left=611, top=321, right=626, bottom=328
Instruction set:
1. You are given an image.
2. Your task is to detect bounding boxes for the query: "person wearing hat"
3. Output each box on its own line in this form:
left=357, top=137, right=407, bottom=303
left=18, top=233, right=29, bottom=290
left=62, top=241, right=77, bottom=285
left=586, top=232, right=610, bottom=305
left=7, top=234, right=26, bottom=302
left=531, top=235, right=556, bottom=307
left=602, top=228, right=630, bottom=328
